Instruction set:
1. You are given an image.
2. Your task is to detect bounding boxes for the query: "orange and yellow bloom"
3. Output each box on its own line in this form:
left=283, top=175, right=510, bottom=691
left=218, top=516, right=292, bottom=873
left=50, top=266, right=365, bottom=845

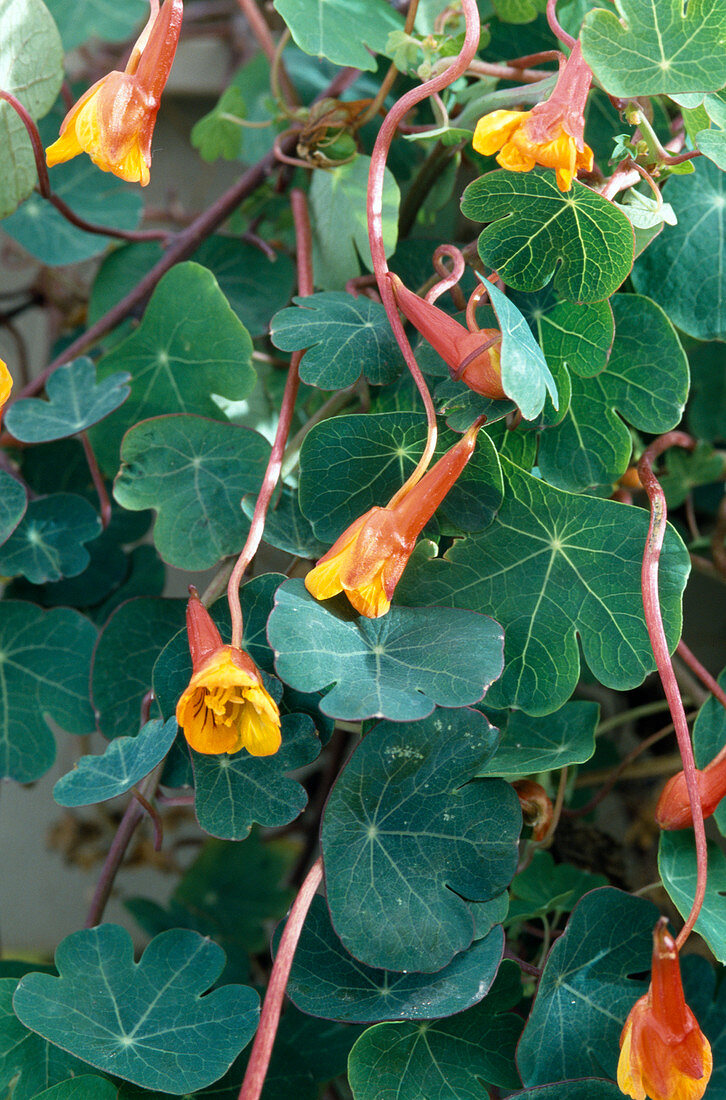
left=305, top=420, right=482, bottom=618
left=389, top=272, right=505, bottom=400
left=46, top=0, right=183, bottom=185
left=176, top=589, right=280, bottom=756
left=0, top=360, right=12, bottom=417
left=618, top=919, right=712, bottom=1100
left=473, top=41, right=594, bottom=191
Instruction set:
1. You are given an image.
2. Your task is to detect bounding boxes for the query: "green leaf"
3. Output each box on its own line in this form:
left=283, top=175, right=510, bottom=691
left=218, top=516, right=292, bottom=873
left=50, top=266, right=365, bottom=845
left=397, top=459, right=690, bottom=714
left=631, top=158, right=726, bottom=341
left=283, top=894, right=505, bottom=1022
left=693, top=668, right=726, bottom=833
left=537, top=294, right=689, bottom=491
left=5, top=358, right=130, bottom=442
left=190, top=712, right=321, bottom=840
left=322, top=707, right=520, bottom=971
left=88, top=263, right=256, bottom=474
left=347, top=962, right=523, bottom=1099
left=0, top=602, right=97, bottom=782
left=34, top=1077, right=117, bottom=1100
left=483, top=277, right=558, bottom=419
left=53, top=716, right=178, bottom=807
left=529, top=296, right=614, bottom=379
left=45, top=0, right=147, bottom=49
left=505, top=851, right=608, bottom=925
left=580, top=0, right=726, bottom=97
left=114, top=414, right=271, bottom=570
left=658, top=833, right=726, bottom=963
left=270, top=292, right=405, bottom=389
left=517, top=888, right=657, bottom=1085
left=0, top=978, right=92, bottom=1099
left=13, top=926, right=260, bottom=1093
left=310, top=157, right=400, bottom=289
left=688, top=340, right=726, bottom=442
left=269, top=579, right=505, bottom=722
left=242, top=485, right=328, bottom=559
left=480, top=700, right=600, bottom=776
left=461, top=170, right=634, bottom=303
left=273, top=0, right=403, bottom=70
left=0, top=469, right=27, bottom=546
left=510, top=1085, right=625, bottom=1100
left=91, top=597, right=186, bottom=740
left=659, top=442, right=726, bottom=508
left=298, top=412, right=504, bottom=542
left=0, top=494, right=100, bottom=583
left=0, top=0, right=63, bottom=218
left=492, top=0, right=547, bottom=23
left=191, top=83, right=248, bottom=162
left=2, top=157, right=144, bottom=265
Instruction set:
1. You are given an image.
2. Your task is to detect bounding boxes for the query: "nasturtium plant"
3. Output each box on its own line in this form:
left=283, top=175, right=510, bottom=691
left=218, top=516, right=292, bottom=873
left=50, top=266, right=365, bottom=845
left=1, top=0, right=725, bottom=1096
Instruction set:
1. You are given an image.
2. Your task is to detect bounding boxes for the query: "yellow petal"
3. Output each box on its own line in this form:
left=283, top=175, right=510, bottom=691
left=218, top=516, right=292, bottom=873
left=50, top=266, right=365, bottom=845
left=305, top=554, right=346, bottom=601
left=496, top=141, right=537, bottom=173
left=0, top=360, right=12, bottom=414
left=473, top=110, right=529, bottom=156
left=617, top=1020, right=646, bottom=1100
left=343, top=575, right=390, bottom=618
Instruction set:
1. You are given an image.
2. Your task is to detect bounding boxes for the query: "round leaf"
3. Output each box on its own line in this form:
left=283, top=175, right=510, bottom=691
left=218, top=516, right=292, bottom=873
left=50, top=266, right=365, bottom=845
left=0, top=494, right=101, bottom=584
left=272, top=0, right=403, bottom=71
left=321, top=708, right=520, bottom=971
left=5, top=358, right=130, bottom=442
left=480, top=700, right=599, bottom=776
left=0, top=978, right=91, bottom=1099
left=658, top=833, right=726, bottom=964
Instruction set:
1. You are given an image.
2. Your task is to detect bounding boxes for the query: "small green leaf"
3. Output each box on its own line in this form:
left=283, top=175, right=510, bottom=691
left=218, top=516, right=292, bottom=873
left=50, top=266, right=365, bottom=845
left=114, top=414, right=271, bottom=570
left=190, top=712, right=321, bottom=840
left=480, top=700, right=600, bottom=776
left=0, top=602, right=97, bottom=782
left=505, top=851, right=608, bottom=925
left=0, top=0, right=63, bottom=218
left=283, top=894, right=505, bottom=1022
left=631, top=158, right=726, bottom=341
left=397, top=459, right=690, bottom=714
left=91, top=597, right=186, bottom=740
left=347, top=962, right=523, bottom=1099
left=492, top=0, right=546, bottom=23
left=689, top=340, right=726, bottom=442
left=45, top=0, right=147, bottom=49
left=310, top=157, right=399, bottom=289
left=191, top=84, right=248, bottom=162
left=269, top=579, right=505, bottom=722
left=537, top=294, right=689, bottom=491
left=659, top=442, right=726, bottom=508
left=322, top=707, right=519, bottom=971
left=0, top=469, right=27, bottom=546
left=528, top=295, right=614, bottom=379
left=298, top=412, right=504, bottom=542
left=13, top=926, right=260, bottom=1093
left=659, top=833, right=726, bottom=963
left=270, top=292, right=405, bottom=389
left=5, top=358, right=130, bottom=442
left=484, top=277, right=558, bottom=419
left=0, top=978, right=92, bottom=1099
left=462, top=170, right=634, bottom=303
left=517, top=888, right=657, bottom=1084
left=0, top=494, right=100, bottom=583
left=273, top=0, right=403, bottom=70
left=53, top=717, right=178, bottom=807
left=88, top=263, right=256, bottom=474
left=34, top=1076, right=117, bottom=1100
left=581, top=0, right=726, bottom=97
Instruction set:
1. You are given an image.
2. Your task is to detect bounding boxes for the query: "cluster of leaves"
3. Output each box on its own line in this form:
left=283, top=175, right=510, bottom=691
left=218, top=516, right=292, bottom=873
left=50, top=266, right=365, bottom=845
left=0, top=0, right=726, bottom=1097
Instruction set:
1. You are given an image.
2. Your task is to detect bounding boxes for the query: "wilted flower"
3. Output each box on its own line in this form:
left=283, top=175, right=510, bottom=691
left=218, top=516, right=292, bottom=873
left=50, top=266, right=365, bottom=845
left=175, top=589, right=280, bottom=756
left=656, top=752, right=726, bottom=830
left=618, top=919, right=712, bottom=1100
left=389, top=272, right=505, bottom=399
left=46, top=0, right=183, bottom=185
left=473, top=41, right=594, bottom=191
left=305, top=420, right=482, bottom=618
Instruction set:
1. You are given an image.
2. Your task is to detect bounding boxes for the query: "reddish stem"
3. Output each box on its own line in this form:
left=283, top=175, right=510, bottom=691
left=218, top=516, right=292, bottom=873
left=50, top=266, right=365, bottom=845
left=546, top=0, right=576, bottom=49
left=81, top=431, right=112, bottom=529
left=227, top=188, right=312, bottom=648
left=426, top=245, right=466, bottom=306
left=677, top=641, right=726, bottom=715
left=638, top=431, right=705, bottom=948
left=366, top=0, right=482, bottom=493
left=237, top=858, right=323, bottom=1100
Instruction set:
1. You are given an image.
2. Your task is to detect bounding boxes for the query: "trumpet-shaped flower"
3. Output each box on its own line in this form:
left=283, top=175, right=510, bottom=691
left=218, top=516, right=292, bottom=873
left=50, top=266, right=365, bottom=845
left=618, top=920, right=712, bottom=1100
left=305, top=420, right=482, bottom=618
left=656, top=751, right=726, bottom=830
left=175, top=589, right=281, bottom=756
left=46, top=0, right=183, bottom=185
left=473, top=41, right=594, bottom=191
left=389, top=272, right=505, bottom=399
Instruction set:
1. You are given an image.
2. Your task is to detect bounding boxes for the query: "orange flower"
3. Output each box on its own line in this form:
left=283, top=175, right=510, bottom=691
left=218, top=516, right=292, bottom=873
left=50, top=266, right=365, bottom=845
left=46, top=0, right=183, bottom=185
left=0, top=360, right=12, bottom=416
left=617, top=919, right=712, bottom=1100
left=305, top=420, right=482, bottom=618
left=175, top=589, right=280, bottom=756
left=656, top=752, right=726, bottom=830
left=473, top=41, right=594, bottom=191
left=389, top=273, right=505, bottom=400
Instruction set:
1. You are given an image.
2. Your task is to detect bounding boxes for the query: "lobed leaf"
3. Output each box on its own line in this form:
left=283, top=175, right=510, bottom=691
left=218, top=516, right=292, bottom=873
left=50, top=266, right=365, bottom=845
left=0, top=978, right=92, bottom=1099
left=0, top=494, right=100, bottom=584
left=479, top=700, right=600, bottom=776
left=272, top=0, right=403, bottom=70
left=5, top=358, right=130, bottom=442
left=658, top=833, right=726, bottom=963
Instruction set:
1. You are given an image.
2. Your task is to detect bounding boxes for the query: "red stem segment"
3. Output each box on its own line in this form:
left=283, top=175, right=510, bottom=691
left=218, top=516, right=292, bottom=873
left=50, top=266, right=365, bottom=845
left=638, top=432, right=706, bottom=948
left=237, top=858, right=323, bottom=1100
left=227, top=188, right=312, bottom=648
left=366, top=0, right=482, bottom=492
left=546, top=0, right=576, bottom=49
left=677, top=640, right=726, bottom=715
left=81, top=431, right=112, bottom=529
